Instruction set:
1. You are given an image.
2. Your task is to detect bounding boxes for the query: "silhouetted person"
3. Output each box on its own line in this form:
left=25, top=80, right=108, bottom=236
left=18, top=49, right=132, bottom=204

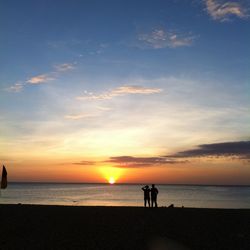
left=151, top=184, right=158, bottom=207
left=142, top=185, right=151, bottom=207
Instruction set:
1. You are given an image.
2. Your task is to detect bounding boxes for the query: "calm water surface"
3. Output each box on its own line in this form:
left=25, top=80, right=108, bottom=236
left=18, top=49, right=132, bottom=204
left=0, top=183, right=250, bottom=208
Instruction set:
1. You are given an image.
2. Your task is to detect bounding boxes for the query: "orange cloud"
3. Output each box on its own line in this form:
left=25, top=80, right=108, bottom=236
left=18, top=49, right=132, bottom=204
left=205, top=0, right=248, bottom=21
left=26, top=74, right=55, bottom=84
left=77, top=85, right=162, bottom=100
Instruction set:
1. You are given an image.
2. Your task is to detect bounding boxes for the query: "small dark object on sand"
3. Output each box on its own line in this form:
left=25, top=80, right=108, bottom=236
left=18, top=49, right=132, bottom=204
left=148, top=237, right=190, bottom=250
left=168, top=204, right=174, bottom=208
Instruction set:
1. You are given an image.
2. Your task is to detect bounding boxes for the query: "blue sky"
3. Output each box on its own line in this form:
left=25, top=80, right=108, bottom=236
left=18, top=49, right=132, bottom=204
left=0, top=0, right=250, bottom=183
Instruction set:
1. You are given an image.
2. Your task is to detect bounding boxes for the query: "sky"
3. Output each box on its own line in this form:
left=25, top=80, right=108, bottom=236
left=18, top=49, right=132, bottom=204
left=0, top=0, right=250, bottom=184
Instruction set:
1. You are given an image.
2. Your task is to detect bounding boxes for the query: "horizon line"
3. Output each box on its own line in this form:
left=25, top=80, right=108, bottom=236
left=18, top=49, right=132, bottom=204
left=7, top=181, right=250, bottom=187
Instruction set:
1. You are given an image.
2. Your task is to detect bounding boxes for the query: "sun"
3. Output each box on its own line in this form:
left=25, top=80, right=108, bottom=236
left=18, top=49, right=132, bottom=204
left=109, top=176, right=115, bottom=184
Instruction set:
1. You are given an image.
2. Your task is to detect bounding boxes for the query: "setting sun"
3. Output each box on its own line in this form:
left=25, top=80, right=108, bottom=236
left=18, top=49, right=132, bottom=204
left=109, top=177, right=115, bottom=184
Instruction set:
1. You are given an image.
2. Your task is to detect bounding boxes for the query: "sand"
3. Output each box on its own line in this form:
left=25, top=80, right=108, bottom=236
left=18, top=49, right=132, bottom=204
left=0, top=204, right=249, bottom=250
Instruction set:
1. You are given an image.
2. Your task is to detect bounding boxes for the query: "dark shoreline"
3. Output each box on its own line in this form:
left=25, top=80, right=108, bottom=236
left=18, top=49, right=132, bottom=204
left=0, top=204, right=250, bottom=250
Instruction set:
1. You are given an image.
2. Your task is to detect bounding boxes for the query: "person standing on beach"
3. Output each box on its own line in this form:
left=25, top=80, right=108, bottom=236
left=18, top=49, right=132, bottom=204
left=151, top=184, right=159, bottom=208
left=142, top=185, right=151, bottom=207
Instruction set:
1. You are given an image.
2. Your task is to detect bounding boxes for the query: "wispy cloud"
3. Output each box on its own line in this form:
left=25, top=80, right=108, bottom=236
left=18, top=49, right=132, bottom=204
left=8, top=62, right=75, bottom=92
left=54, top=63, right=75, bottom=72
left=167, top=141, right=250, bottom=159
left=73, top=160, right=96, bottom=165
left=72, top=155, right=186, bottom=168
left=96, top=106, right=112, bottom=111
left=105, top=156, right=187, bottom=168
left=138, top=29, right=196, bottom=49
left=7, top=82, right=24, bottom=92
left=77, top=85, right=162, bottom=100
left=26, top=74, right=55, bottom=84
left=64, top=113, right=98, bottom=120
left=205, top=0, right=248, bottom=21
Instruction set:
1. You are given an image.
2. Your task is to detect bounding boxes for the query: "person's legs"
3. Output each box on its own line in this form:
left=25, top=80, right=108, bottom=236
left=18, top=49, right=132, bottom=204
left=152, top=197, right=157, bottom=207
left=144, top=199, right=146, bottom=207
left=148, top=198, right=151, bottom=207
left=155, top=198, right=158, bottom=208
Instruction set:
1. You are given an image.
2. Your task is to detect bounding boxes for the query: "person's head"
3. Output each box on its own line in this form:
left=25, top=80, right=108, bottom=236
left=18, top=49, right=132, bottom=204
left=145, top=185, right=149, bottom=189
left=152, top=184, right=155, bottom=188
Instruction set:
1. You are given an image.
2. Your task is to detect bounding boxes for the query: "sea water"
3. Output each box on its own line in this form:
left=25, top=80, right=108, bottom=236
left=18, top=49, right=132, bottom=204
left=1, top=183, right=250, bottom=208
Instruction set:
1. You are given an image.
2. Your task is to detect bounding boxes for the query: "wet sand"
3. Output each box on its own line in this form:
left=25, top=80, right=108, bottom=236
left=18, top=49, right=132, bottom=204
left=0, top=204, right=249, bottom=250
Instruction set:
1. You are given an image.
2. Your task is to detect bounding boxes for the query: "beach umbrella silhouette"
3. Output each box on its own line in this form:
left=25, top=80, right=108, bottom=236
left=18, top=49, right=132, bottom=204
left=1, top=165, right=7, bottom=189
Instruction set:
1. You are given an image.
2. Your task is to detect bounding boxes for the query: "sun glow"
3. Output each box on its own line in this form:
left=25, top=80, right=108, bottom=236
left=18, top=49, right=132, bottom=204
left=109, top=176, right=115, bottom=184
left=99, top=166, right=124, bottom=184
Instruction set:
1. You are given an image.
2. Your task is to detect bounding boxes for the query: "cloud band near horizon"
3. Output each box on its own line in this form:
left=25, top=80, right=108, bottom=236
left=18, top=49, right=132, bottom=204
left=167, top=141, right=250, bottom=159
left=73, top=141, right=250, bottom=168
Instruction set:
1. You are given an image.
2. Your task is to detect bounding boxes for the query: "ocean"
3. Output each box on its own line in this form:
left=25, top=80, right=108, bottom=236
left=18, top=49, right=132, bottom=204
left=1, top=183, right=250, bottom=208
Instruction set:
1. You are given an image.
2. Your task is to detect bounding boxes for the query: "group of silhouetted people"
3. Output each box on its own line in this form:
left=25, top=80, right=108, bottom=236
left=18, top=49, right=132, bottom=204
left=141, top=184, right=159, bottom=207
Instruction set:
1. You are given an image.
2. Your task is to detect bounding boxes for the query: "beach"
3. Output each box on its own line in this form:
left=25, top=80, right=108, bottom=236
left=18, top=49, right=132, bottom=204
left=0, top=205, right=249, bottom=250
